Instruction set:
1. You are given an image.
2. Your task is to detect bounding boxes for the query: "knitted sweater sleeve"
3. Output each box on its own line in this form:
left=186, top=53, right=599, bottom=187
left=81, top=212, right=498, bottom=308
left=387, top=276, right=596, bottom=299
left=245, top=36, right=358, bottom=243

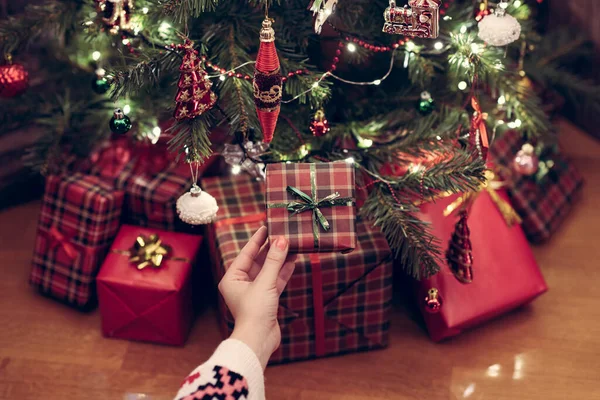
left=174, top=339, right=265, bottom=400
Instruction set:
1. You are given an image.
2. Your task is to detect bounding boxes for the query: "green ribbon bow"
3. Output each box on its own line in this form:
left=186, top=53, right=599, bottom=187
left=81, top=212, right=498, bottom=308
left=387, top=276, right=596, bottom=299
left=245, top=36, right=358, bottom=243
left=268, top=163, right=354, bottom=249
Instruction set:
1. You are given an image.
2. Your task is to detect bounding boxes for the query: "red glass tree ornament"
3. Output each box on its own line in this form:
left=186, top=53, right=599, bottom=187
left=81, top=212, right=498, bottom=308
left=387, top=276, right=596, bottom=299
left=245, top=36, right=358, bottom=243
left=424, top=288, right=443, bottom=313
left=310, top=109, right=331, bottom=137
left=253, top=18, right=283, bottom=143
left=174, top=41, right=217, bottom=121
left=0, top=57, right=29, bottom=98
left=446, top=210, right=474, bottom=284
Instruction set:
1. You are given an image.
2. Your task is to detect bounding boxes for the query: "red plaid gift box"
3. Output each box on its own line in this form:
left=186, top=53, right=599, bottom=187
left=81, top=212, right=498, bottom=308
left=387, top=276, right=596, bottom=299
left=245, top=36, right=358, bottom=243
left=97, top=225, right=202, bottom=346
left=490, top=130, right=584, bottom=243
left=266, top=162, right=357, bottom=254
left=202, top=175, right=392, bottom=364
left=29, top=174, right=124, bottom=309
left=415, top=189, right=548, bottom=342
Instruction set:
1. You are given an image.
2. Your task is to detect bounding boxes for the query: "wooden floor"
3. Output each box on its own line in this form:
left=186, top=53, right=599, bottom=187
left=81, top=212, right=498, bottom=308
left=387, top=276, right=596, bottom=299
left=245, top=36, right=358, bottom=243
left=0, top=120, right=599, bottom=400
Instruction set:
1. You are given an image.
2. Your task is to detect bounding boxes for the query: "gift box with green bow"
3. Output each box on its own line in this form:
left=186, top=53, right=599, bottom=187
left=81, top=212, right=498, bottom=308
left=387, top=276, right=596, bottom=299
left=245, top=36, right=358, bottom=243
left=266, top=162, right=357, bottom=254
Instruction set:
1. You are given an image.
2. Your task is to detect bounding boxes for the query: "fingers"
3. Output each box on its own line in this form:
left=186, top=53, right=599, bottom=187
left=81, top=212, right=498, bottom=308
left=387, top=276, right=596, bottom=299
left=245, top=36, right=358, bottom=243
left=276, top=258, right=296, bottom=295
left=255, top=236, right=289, bottom=289
left=229, top=226, right=268, bottom=274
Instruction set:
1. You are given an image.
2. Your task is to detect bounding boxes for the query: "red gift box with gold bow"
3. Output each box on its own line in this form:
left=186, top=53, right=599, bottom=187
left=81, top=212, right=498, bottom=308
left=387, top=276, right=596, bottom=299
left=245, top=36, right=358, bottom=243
left=203, top=175, right=392, bottom=364
left=96, top=225, right=203, bottom=346
left=29, top=173, right=124, bottom=309
left=415, top=187, right=548, bottom=341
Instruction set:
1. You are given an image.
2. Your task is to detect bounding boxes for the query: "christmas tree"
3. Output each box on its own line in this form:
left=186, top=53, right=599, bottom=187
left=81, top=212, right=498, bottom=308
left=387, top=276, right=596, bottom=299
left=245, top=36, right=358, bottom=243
left=1, top=0, right=597, bottom=278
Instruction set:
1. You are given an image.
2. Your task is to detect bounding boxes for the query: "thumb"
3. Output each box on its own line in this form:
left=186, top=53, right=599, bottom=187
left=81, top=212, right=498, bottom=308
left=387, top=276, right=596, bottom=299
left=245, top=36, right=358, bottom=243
left=255, top=236, right=289, bottom=289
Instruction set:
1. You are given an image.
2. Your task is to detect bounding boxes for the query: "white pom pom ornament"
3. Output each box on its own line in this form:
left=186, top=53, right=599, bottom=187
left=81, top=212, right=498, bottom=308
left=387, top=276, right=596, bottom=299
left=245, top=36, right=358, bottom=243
left=176, top=185, right=219, bottom=225
left=477, top=1, right=521, bottom=47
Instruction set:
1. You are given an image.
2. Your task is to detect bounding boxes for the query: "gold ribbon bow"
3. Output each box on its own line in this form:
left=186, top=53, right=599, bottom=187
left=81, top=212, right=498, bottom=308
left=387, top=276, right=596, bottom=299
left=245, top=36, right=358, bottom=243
left=443, top=170, right=522, bottom=227
left=128, top=234, right=172, bottom=270
left=113, top=234, right=190, bottom=270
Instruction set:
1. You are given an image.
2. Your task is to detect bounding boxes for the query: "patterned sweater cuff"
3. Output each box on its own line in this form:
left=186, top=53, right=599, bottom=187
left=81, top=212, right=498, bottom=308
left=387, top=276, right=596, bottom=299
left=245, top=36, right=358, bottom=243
left=209, top=339, right=265, bottom=399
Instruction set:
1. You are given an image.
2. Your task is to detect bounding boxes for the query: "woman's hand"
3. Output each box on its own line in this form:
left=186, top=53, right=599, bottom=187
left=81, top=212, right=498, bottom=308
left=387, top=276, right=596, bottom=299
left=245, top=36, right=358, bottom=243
left=218, top=226, right=296, bottom=369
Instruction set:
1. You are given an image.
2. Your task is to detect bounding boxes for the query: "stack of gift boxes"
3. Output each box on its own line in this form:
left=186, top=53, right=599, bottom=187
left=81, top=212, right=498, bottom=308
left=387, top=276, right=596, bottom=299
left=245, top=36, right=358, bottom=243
left=28, top=128, right=583, bottom=355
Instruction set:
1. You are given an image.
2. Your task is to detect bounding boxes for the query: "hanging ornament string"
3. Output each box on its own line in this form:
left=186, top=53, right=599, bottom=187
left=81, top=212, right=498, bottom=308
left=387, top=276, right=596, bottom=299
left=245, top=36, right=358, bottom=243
left=281, top=48, right=398, bottom=104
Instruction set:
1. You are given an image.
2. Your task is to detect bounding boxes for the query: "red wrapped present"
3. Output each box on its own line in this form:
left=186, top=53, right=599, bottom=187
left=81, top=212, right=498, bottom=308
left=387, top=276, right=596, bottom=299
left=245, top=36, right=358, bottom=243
left=490, top=129, right=584, bottom=243
left=97, top=225, right=203, bottom=346
left=415, top=189, right=548, bottom=342
left=266, top=162, right=357, bottom=254
left=29, top=174, right=124, bottom=309
left=202, top=175, right=392, bottom=364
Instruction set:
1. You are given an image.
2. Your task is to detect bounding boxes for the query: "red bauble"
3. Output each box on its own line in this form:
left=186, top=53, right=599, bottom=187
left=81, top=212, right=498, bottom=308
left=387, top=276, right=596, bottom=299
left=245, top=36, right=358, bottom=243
left=0, top=63, right=29, bottom=98
left=309, top=109, right=331, bottom=137
left=513, top=143, right=539, bottom=176
left=424, top=288, right=443, bottom=314
left=446, top=210, right=474, bottom=284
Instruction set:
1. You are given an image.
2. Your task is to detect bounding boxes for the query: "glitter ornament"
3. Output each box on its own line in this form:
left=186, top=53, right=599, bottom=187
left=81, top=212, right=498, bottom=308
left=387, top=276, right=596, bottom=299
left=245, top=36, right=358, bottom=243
left=477, top=1, right=521, bottom=47
left=176, top=184, right=219, bottom=225
left=222, top=141, right=269, bottom=180
left=253, top=18, right=283, bottom=144
left=417, top=91, right=435, bottom=115
left=0, top=58, right=29, bottom=98
left=92, top=68, right=111, bottom=94
left=310, top=109, right=331, bottom=137
left=174, top=40, right=217, bottom=121
left=513, top=143, right=539, bottom=176
left=446, top=210, right=473, bottom=284
left=109, top=108, right=132, bottom=135
left=424, top=288, right=443, bottom=313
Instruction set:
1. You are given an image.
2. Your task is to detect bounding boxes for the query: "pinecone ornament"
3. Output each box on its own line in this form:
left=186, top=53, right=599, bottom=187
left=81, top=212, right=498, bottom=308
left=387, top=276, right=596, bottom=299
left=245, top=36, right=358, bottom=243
left=446, top=210, right=474, bottom=284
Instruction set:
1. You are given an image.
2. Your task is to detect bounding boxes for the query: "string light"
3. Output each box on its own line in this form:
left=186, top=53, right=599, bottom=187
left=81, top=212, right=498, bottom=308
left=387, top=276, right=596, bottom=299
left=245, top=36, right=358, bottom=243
left=470, top=43, right=483, bottom=54
left=514, top=119, right=522, bottom=127
left=122, top=39, right=130, bottom=45
left=142, top=7, right=149, bottom=14
left=513, top=0, right=522, bottom=7
left=497, top=95, right=506, bottom=105
left=458, top=81, right=468, bottom=90
left=347, top=43, right=357, bottom=52
left=219, top=75, right=226, bottom=81
left=460, top=25, right=468, bottom=34
left=405, top=41, right=416, bottom=52
left=92, top=51, right=101, bottom=61
left=373, top=79, right=381, bottom=85
left=159, top=22, right=171, bottom=35
left=231, top=165, right=242, bottom=175
left=344, top=157, right=355, bottom=164
left=152, top=126, right=161, bottom=135
left=357, top=138, right=373, bottom=148
left=123, top=104, right=131, bottom=114
left=434, top=41, right=444, bottom=50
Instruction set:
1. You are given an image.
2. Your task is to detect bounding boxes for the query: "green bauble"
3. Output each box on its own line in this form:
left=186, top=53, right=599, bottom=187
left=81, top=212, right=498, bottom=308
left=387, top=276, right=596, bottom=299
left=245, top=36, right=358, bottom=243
left=417, top=91, right=435, bottom=115
left=110, top=108, right=132, bottom=135
left=92, top=77, right=110, bottom=94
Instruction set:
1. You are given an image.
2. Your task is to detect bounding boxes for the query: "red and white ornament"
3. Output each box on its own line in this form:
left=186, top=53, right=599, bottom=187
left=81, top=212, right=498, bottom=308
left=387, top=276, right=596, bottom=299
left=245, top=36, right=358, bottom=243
left=513, top=143, right=539, bottom=176
left=253, top=18, right=283, bottom=144
left=0, top=58, right=29, bottom=98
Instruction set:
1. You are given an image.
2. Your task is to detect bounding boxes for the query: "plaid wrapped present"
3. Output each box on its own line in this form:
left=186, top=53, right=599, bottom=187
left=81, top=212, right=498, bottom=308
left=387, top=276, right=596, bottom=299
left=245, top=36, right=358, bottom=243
left=29, top=173, right=124, bottom=309
left=490, top=130, right=584, bottom=243
left=266, top=162, right=357, bottom=254
left=202, top=175, right=392, bottom=364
